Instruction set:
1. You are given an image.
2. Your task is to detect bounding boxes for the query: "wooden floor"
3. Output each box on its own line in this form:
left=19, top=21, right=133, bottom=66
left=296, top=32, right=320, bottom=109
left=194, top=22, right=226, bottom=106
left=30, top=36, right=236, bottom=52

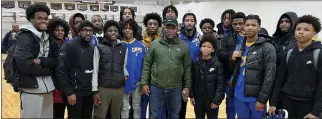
left=1, top=54, right=228, bottom=118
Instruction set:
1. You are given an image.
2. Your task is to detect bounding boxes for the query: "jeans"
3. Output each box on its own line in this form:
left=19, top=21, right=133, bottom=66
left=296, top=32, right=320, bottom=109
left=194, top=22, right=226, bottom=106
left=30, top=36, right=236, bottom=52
left=141, top=95, right=167, bottom=119
left=149, top=85, right=182, bottom=119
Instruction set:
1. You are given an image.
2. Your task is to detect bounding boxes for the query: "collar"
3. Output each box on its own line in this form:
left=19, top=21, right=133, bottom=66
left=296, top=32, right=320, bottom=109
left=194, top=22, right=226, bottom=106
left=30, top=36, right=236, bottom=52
left=122, top=38, right=136, bottom=44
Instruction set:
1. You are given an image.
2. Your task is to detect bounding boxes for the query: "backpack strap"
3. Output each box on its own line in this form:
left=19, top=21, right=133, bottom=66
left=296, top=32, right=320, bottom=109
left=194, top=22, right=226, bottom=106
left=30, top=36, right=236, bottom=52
left=313, top=49, right=321, bottom=70
left=286, top=49, right=293, bottom=66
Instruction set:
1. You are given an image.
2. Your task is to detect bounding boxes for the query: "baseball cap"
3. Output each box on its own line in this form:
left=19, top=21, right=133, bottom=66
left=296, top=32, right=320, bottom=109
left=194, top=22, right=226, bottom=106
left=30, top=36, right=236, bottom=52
left=163, top=17, right=178, bottom=26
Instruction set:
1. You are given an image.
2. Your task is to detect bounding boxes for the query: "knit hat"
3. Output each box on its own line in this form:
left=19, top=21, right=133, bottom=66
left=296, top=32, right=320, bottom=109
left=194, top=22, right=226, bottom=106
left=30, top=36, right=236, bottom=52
left=77, top=20, right=94, bottom=32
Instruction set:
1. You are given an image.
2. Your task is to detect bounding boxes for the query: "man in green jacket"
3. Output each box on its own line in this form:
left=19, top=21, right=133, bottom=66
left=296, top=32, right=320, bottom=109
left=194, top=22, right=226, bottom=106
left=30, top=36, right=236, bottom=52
left=141, top=17, right=192, bottom=119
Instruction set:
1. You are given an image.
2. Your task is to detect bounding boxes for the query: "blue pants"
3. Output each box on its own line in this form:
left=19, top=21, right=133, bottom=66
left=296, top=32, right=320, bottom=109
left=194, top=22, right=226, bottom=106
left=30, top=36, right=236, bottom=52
left=234, top=98, right=266, bottom=118
left=225, top=84, right=236, bottom=119
left=149, top=85, right=182, bottom=119
left=140, top=95, right=167, bottom=119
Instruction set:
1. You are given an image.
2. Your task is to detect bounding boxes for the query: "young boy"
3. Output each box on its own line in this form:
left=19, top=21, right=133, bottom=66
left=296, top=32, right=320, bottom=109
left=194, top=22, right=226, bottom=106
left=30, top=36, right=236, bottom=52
left=190, top=34, right=225, bottom=119
left=230, top=15, right=276, bottom=118
left=269, top=15, right=322, bottom=118
left=121, top=19, right=146, bottom=118
left=92, top=20, right=128, bottom=119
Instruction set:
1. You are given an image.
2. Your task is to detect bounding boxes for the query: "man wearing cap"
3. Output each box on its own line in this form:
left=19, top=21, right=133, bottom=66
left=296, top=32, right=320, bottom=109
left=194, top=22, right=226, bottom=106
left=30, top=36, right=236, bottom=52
left=140, top=18, right=192, bottom=119
left=56, top=20, right=95, bottom=118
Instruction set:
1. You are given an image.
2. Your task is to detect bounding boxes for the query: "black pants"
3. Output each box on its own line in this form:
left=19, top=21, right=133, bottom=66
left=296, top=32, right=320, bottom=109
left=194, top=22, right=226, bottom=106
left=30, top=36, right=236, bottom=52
left=65, top=93, right=93, bottom=118
left=54, top=103, right=67, bottom=118
left=179, top=99, right=187, bottom=119
left=280, top=95, right=314, bottom=118
left=194, top=98, right=219, bottom=119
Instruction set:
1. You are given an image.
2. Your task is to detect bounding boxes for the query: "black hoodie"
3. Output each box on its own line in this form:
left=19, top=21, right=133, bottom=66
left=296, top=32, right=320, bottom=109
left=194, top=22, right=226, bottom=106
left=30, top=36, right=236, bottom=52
left=270, top=41, right=322, bottom=117
left=271, top=12, right=298, bottom=66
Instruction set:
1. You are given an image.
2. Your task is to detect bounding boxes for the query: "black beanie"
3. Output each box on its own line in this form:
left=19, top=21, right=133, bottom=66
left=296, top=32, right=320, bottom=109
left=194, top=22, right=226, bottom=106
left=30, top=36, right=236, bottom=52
left=77, top=20, right=94, bottom=32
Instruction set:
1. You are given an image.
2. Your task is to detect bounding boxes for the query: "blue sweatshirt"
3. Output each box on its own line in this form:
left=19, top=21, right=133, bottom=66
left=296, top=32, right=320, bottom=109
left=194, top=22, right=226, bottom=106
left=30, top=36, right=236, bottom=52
left=179, top=31, right=201, bottom=61
left=122, top=39, right=146, bottom=94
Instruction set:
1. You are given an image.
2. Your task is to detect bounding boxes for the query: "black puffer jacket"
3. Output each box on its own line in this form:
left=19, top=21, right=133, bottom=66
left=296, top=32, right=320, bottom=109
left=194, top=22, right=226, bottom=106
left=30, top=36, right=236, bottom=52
left=56, top=37, right=94, bottom=96
left=96, top=40, right=127, bottom=88
left=217, top=32, right=240, bottom=79
left=14, top=29, right=58, bottom=88
left=190, top=55, right=225, bottom=104
left=271, top=12, right=298, bottom=67
left=231, top=37, right=276, bottom=104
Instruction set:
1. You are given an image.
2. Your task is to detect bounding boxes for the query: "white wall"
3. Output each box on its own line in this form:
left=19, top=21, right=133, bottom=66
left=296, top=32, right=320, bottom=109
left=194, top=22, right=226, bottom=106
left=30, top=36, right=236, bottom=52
left=175, top=1, right=322, bottom=38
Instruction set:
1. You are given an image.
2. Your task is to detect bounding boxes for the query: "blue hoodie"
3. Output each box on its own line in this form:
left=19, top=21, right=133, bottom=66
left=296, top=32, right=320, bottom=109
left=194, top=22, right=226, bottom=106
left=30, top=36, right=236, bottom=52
left=179, top=30, right=201, bottom=61
left=122, top=39, right=146, bottom=94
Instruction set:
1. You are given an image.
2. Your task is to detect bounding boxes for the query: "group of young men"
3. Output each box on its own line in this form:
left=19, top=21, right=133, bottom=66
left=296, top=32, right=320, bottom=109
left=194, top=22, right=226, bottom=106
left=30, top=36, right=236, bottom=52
left=2, top=2, right=322, bottom=119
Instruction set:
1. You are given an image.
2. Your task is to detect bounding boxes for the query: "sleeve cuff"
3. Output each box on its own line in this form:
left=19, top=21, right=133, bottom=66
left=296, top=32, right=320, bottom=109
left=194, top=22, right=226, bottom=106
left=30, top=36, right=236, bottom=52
left=311, top=109, right=321, bottom=117
left=92, top=86, right=98, bottom=91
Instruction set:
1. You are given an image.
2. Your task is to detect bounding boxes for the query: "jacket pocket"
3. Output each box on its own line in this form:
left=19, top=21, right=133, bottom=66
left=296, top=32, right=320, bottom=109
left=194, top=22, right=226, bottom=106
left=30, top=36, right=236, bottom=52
left=152, top=64, right=157, bottom=79
left=289, top=82, right=313, bottom=98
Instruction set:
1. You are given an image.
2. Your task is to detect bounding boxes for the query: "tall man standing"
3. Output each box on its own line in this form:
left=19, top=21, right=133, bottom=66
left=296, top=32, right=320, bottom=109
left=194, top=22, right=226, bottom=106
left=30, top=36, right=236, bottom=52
left=56, top=20, right=95, bottom=118
left=217, top=12, right=246, bottom=119
left=141, top=18, right=191, bottom=119
left=230, top=15, right=276, bottom=118
left=14, top=4, right=58, bottom=118
left=178, top=12, right=200, bottom=119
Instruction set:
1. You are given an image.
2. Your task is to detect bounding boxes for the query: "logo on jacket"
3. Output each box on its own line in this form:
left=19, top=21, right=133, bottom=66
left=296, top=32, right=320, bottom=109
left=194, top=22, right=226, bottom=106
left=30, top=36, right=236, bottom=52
left=209, top=68, right=215, bottom=72
left=192, top=38, right=200, bottom=46
left=306, top=61, right=313, bottom=64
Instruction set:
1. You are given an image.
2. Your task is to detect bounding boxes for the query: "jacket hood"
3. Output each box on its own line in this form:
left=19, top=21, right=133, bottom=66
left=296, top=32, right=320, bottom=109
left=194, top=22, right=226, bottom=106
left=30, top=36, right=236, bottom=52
left=216, top=23, right=223, bottom=30
left=254, top=36, right=271, bottom=45
left=273, top=12, right=298, bottom=37
left=295, top=41, right=322, bottom=52
left=20, top=23, right=49, bottom=42
left=69, top=13, right=85, bottom=36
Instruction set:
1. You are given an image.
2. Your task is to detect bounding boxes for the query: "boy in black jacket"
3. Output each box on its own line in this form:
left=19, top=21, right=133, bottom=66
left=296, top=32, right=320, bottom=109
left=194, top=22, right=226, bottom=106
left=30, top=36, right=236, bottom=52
left=56, top=20, right=95, bottom=118
left=190, top=34, right=225, bottom=119
left=269, top=15, right=322, bottom=118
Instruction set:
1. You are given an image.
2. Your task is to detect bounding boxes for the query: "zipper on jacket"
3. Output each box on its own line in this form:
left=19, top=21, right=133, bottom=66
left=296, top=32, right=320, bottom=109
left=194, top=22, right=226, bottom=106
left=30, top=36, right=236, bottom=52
left=74, top=70, right=78, bottom=89
left=42, top=77, right=49, bottom=93
left=168, top=45, right=171, bottom=87
left=111, top=45, right=115, bottom=78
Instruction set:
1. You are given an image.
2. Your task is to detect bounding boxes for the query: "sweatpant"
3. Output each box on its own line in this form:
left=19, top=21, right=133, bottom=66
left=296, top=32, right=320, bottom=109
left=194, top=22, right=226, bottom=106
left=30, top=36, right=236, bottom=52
left=234, top=98, right=266, bottom=118
left=225, top=85, right=236, bottom=119
left=141, top=95, right=167, bottom=119
left=94, top=87, right=124, bottom=119
left=122, top=88, right=141, bottom=118
left=20, top=92, right=53, bottom=118
left=53, top=103, right=66, bottom=118
left=65, top=93, right=93, bottom=118
left=194, top=98, right=219, bottom=119
left=280, top=95, right=314, bottom=118
left=179, top=100, right=187, bottom=119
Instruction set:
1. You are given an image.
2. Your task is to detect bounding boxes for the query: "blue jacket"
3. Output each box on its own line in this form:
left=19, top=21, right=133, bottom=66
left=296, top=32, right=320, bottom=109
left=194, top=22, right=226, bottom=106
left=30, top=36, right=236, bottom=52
left=89, top=35, right=100, bottom=46
left=1, top=31, right=17, bottom=53
left=122, top=39, right=146, bottom=94
left=179, top=30, right=201, bottom=61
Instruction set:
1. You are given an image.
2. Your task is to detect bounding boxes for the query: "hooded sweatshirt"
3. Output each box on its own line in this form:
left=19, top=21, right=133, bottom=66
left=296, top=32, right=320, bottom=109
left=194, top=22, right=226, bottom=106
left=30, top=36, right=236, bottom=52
left=270, top=41, right=322, bottom=117
left=68, top=13, right=85, bottom=39
left=272, top=12, right=298, bottom=66
left=19, top=24, right=55, bottom=93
